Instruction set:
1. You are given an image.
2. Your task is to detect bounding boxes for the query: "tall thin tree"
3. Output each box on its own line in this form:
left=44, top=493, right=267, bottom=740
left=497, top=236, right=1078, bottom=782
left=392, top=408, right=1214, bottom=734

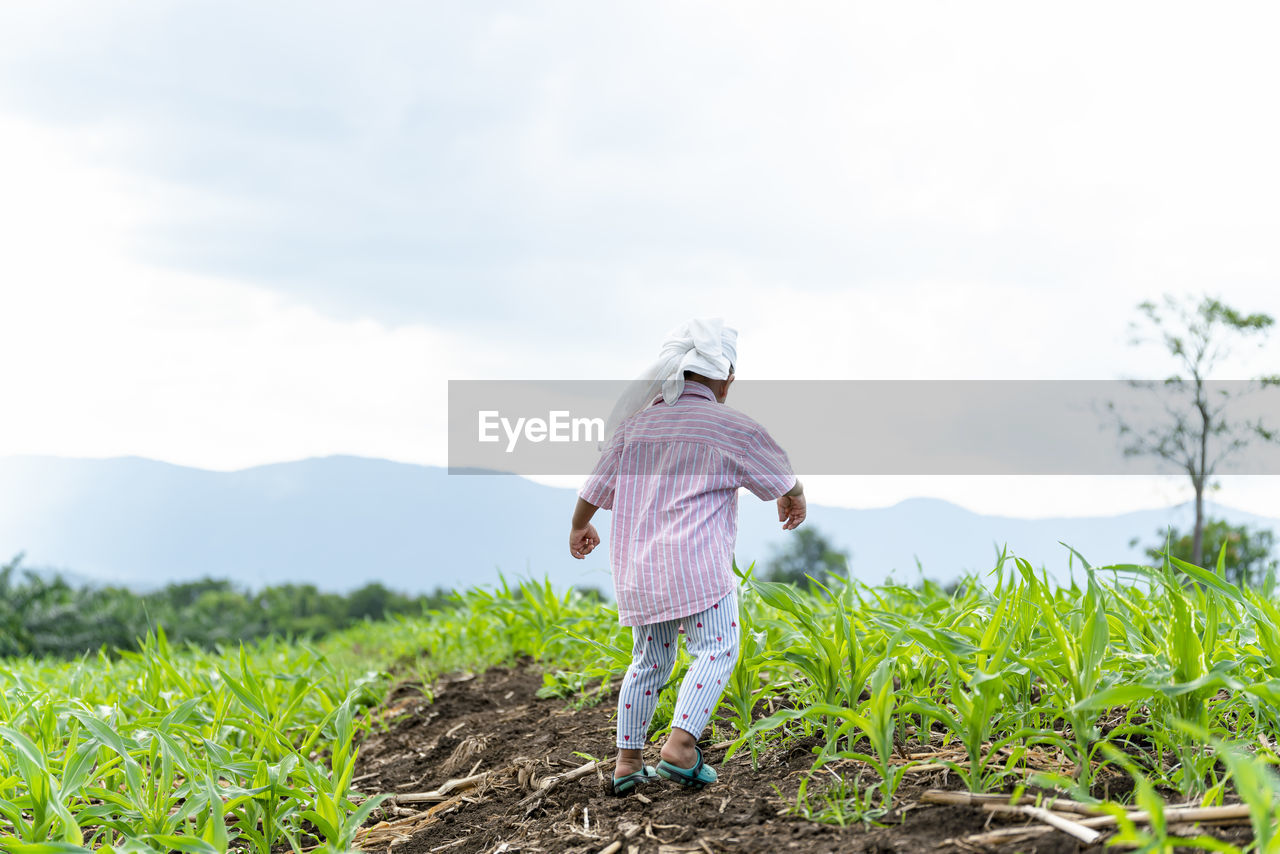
left=1111, top=294, right=1279, bottom=566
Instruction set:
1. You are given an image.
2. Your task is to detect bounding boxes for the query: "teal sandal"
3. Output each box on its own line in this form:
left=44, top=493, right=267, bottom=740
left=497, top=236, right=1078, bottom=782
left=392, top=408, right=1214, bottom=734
left=609, top=764, right=657, bottom=796
left=656, top=746, right=718, bottom=790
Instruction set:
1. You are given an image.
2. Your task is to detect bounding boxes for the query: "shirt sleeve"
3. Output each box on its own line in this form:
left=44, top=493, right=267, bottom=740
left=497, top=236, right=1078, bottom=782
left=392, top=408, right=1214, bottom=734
left=579, top=425, right=623, bottom=510
left=738, top=423, right=798, bottom=501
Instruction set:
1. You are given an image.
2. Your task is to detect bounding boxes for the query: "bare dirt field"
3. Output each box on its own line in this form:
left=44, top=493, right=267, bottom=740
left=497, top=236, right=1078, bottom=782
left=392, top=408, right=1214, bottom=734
left=350, top=665, right=1251, bottom=854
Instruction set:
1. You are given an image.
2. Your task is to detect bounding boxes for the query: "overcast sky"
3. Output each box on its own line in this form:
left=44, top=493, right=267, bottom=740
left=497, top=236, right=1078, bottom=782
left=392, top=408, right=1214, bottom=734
left=1, top=1, right=1278, bottom=518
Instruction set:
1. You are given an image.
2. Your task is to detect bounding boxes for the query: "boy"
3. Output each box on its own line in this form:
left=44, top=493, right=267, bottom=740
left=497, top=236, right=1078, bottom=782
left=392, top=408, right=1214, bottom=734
left=569, top=318, right=805, bottom=795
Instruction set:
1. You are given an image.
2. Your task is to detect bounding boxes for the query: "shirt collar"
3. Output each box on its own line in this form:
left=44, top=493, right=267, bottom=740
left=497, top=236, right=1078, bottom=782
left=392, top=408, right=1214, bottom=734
left=650, top=382, right=719, bottom=407
left=681, top=382, right=719, bottom=402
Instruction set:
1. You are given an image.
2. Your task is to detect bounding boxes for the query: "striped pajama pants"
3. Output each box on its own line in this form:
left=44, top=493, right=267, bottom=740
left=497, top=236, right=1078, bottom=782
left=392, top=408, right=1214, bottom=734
left=616, top=590, right=740, bottom=749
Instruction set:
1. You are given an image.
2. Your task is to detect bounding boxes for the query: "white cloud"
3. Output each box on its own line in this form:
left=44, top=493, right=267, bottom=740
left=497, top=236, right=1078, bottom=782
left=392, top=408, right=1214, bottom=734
left=0, top=116, right=507, bottom=470
left=2, top=2, right=1280, bottom=520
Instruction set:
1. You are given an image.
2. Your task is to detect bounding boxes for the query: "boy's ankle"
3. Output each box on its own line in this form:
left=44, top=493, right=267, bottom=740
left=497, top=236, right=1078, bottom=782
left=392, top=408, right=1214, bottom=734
left=659, top=727, right=699, bottom=768
left=615, top=748, right=645, bottom=777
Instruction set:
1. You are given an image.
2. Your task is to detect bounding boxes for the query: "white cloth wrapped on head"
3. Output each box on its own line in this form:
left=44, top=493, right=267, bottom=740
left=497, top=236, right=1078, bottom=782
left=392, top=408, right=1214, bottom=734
left=602, top=318, right=738, bottom=446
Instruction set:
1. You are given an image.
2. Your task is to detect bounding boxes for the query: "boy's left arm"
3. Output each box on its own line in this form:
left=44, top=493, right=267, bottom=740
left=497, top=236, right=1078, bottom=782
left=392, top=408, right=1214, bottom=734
left=570, top=498, right=601, bottom=559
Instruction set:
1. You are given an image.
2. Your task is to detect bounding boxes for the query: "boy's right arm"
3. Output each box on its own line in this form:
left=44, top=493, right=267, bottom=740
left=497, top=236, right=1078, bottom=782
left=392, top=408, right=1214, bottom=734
left=740, top=424, right=806, bottom=530
left=571, top=425, right=622, bottom=558
left=777, top=479, right=806, bottom=531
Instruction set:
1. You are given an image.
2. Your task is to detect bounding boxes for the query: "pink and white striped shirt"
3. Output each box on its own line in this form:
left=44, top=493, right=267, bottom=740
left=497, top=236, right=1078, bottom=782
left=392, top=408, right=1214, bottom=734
left=580, top=382, right=797, bottom=626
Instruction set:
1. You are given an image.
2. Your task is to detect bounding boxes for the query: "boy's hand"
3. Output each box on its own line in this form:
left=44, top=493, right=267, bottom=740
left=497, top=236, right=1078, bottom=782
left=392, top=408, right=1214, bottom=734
left=570, top=524, right=601, bottom=559
left=777, top=493, right=807, bottom=531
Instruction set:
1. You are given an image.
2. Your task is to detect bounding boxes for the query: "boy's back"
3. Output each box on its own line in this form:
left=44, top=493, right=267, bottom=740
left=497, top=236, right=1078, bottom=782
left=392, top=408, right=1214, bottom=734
left=567, top=318, right=805, bottom=796
left=580, top=381, right=796, bottom=625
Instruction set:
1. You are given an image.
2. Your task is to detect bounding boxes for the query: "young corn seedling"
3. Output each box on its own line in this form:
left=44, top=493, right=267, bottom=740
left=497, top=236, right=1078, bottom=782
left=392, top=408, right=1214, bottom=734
left=1017, top=558, right=1112, bottom=794
left=784, top=765, right=887, bottom=828
left=0, top=725, right=83, bottom=846
left=747, top=577, right=860, bottom=751
left=831, top=659, right=908, bottom=807
left=1211, top=735, right=1280, bottom=854
left=1099, top=743, right=1237, bottom=854
left=730, top=661, right=904, bottom=808
left=226, top=754, right=306, bottom=854
left=906, top=590, right=1050, bottom=793
left=1126, top=554, right=1223, bottom=798
left=722, top=603, right=770, bottom=768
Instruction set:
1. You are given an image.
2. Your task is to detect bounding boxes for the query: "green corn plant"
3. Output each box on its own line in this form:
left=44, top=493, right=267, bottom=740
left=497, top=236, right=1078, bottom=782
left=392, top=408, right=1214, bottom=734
left=733, top=697, right=906, bottom=808
left=511, top=577, right=572, bottom=658
left=0, top=725, right=83, bottom=845
left=728, top=660, right=904, bottom=806
left=296, top=690, right=387, bottom=850
left=1159, top=557, right=1212, bottom=730
left=1100, top=766, right=1177, bottom=853
left=746, top=578, right=853, bottom=751
left=1212, top=737, right=1280, bottom=854
left=883, top=580, right=1047, bottom=792
left=192, top=769, right=230, bottom=854
left=783, top=765, right=887, bottom=828
left=1099, top=743, right=1240, bottom=854
left=720, top=561, right=776, bottom=764
left=809, top=575, right=878, bottom=713
left=296, top=755, right=384, bottom=851
left=227, top=755, right=306, bottom=854
left=7, top=566, right=1280, bottom=850
left=1015, top=557, right=1112, bottom=793
left=722, top=622, right=770, bottom=766
left=1131, top=551, right=1226, bottom=797
left=831, top=659, right=907, bottom=807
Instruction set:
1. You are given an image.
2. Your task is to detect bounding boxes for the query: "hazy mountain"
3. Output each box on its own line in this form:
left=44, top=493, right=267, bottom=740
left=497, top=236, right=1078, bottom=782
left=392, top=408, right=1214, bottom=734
left=1, top=455, right=1273, bottom=594
left=738, top=495, right=1279, bottom=585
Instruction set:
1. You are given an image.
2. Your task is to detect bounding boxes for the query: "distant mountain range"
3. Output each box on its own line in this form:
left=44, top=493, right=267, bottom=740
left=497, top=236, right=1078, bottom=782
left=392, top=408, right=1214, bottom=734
left=1, top=455, right=1274, bottom=594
